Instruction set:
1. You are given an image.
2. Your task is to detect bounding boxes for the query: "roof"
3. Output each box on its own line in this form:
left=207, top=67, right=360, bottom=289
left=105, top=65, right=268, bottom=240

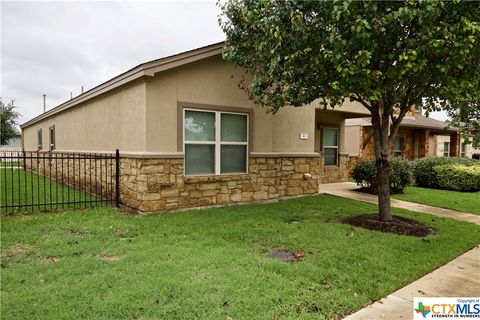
left=21, top=42, right=225, bottom=129
left=345, top=114, right=457, bottom=132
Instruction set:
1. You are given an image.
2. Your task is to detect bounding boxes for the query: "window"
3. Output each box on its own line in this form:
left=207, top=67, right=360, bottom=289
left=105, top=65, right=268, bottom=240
left=461, top=143, right=466, bottom=157
left=323, top=127, right=338, bottom=166
left=49, top=126, right=55, bottom=151
left=184, top=109, right=248, bottom=176
left=37, top=129, right=42, bottom=150
left=394, top=137, right=403, bottom=157
left=443, top=142, right=450, bottom=157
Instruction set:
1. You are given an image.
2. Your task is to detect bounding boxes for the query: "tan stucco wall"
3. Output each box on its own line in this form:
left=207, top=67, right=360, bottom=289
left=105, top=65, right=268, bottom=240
left=23, top=54, right=369, bottom=154
left=145, top=55, right=317, bottom=153
left=23, top=82, right=147, bottom=152
left=344, top=125, right=361, bottom=156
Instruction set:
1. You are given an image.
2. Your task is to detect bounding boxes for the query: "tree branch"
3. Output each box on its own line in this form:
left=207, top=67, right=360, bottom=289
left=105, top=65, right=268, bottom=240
left=349, top=94, right=373, bottom=112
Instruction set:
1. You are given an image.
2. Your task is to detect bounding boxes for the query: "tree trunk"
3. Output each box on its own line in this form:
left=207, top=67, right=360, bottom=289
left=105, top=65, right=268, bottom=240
left=376, top=156, right=392, bottom=222
left=371, top=106, right=393, bottom=222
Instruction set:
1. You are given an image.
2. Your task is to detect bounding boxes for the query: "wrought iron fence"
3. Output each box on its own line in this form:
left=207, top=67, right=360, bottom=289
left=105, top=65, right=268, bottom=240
left=0, top=149, right=119, bottom=213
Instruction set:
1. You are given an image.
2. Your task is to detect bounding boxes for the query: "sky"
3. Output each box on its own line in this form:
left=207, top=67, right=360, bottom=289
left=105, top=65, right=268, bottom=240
left=1, top=0, right=447, bottom=125
left=1, top=0, right=224, bottom=124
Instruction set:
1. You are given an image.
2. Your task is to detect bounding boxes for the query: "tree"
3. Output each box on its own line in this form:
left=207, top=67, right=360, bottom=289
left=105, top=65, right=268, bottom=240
left=219, top=0, right=480, bottom=221
left=447, top=101, right=480, bottom=149
left=0, top=98, right=21, bottom=145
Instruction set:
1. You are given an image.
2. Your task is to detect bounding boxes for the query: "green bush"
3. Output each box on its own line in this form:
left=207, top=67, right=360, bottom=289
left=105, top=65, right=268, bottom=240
left=411, top=157, right=477, bottom=188
left=352, top=157, right=411, bottom=193
left=434, top=164, right=480, bottom=191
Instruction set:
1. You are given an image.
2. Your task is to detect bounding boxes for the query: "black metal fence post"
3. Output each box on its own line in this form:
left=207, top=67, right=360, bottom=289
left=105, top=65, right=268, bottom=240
left=115, top=149, right=120, bottom=208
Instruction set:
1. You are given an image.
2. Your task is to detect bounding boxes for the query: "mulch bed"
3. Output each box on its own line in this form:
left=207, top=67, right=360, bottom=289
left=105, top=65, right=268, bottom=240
left=340, top=214, right=433, bottom=237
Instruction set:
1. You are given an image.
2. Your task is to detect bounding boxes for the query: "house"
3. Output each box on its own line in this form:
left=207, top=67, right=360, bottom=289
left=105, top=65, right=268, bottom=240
left=0, top=137, right=22, bottom=149
left=344, top=107, right=476, bottom=163
left=21, top=42, right=370, bottom=213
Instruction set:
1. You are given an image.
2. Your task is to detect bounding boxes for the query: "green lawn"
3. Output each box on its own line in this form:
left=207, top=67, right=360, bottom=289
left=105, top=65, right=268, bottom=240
left=393, top=186, right=480, bottom=215
left=0, top=161, right=20, bottom=167
left=1, top=169, right=100, bottom=213
left=1, top=195, right=479, bottom=319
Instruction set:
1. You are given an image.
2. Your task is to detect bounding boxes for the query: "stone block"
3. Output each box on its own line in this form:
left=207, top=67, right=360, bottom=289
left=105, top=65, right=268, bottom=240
left=141, top=165, right=164, bottom=174
left=198, top=198, right=212, bottom=206
left=166, top=202, right=178, bottom=210
left=253, top=191, right=268, bottom=200
left=231, top=193, right=242, bottom=202
left=287, top=187, right=303, bottom=196
left=294, top=164, right=309, bottom=173
left=160, top=188, right=179, bottom=198
left=142, top=193, right=161, bottom=201
left=190, top=190, right=203, bottom=198
left=216, top=193, right=230, bottom=204
left=202, top=189, right=219, bottom=197
left=241, top=192, right=253, bottom=201
left=294, top=158, right=306, bottom=164
left=260, top=170, right=276, bottom=178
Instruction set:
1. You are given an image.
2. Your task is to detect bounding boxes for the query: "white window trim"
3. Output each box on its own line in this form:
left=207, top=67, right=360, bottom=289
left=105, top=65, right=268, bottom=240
left=443, top=142, right=450, bottom=157
left=37, top=129, right=42, bottom=151
left=323, top=127, right=339, bottom=166
left=49, top=125, right=55, bottom=151
left=183, top=108, right=249, bottom=176
left=461, top=143, right=466, bottom=157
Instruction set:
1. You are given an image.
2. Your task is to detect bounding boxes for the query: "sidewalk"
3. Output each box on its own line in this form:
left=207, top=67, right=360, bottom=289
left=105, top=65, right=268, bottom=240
left=319, top=182, right=480, bottom=319
left=343, top=246, right=480, bottom=320
left=320, top=182, right=480, bottom=225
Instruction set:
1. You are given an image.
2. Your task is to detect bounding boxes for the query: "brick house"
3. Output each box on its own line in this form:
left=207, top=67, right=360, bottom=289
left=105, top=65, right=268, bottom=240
left=21, top=42, right=370, bottom=213
left=345, top=107, right=476, bottom=163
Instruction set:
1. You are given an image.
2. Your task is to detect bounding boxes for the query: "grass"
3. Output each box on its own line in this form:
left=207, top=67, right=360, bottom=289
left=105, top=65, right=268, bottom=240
left=0, top=169, right=101, bottom=213
left=393, top=186, right=480, bottom=215
left=0, top=161, right=20, bottom=167
left=1, top=195, right=479, bottom=319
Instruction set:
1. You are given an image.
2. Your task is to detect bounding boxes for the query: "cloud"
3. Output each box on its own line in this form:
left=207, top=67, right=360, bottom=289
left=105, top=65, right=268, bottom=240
left=1, top=1, right=224, bottom=123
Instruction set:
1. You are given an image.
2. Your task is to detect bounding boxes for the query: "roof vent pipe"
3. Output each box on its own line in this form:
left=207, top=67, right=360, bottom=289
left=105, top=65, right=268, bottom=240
left=43, top=94, right=46, bottom=113
left=81, top=86, right=84, bottom=94
left=70, top=92, right=73, bottom=100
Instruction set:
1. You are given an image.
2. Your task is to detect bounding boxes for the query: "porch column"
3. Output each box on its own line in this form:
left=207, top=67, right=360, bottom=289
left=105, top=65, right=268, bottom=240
left=450, top=132, right=460, bottom=157
left=418, top=129, right=429, bottom=158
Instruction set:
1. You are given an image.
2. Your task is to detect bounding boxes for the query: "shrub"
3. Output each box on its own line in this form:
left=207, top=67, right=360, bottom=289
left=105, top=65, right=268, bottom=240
left=434, top=164, right=480, bottom=191
left=352, top=157, right=411, bottom=193
left=411, top=157, right=477, bottom=188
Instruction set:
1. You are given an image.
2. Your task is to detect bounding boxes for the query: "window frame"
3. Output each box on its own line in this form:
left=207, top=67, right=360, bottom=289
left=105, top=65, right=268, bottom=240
left=37, top=129, right=42, bottom=151
left=323, top=127, right=339, bottom=166
left=443, top=142, right=450, bottom=157
left=461, top=143, right=466, bottom=157
left=393, top=137, right=403, bottom=157
left=183, top=108, right=249, bottom=176
left=49, top=125, right=55, bottom=151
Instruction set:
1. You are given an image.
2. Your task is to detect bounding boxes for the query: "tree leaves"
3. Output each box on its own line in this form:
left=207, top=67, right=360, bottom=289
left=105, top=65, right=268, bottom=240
left=219, top=0, right=479, bottom=115
left=0, top=98, right=21, bottom=145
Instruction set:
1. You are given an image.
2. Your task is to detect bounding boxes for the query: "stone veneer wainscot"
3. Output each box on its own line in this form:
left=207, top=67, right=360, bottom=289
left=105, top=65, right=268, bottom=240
left=121, top=156, right=334, bottom=212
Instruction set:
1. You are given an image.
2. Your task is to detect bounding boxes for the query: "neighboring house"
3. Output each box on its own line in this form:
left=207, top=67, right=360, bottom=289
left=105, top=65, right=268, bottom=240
left=0, top=138, right=22, bottom=161
left=0, top=137, right=22, bottom=149
left=21, top=42, right=370, bottom=213
left=345, top=107, right=476, bottom=162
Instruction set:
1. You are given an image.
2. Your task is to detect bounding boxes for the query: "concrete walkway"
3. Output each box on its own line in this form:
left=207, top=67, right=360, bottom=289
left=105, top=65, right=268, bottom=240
left=319, top=182, right=480, bottom=319
left=343, top=246, right=480, bottom=320
left=320, top=182, right=480, bottom=225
